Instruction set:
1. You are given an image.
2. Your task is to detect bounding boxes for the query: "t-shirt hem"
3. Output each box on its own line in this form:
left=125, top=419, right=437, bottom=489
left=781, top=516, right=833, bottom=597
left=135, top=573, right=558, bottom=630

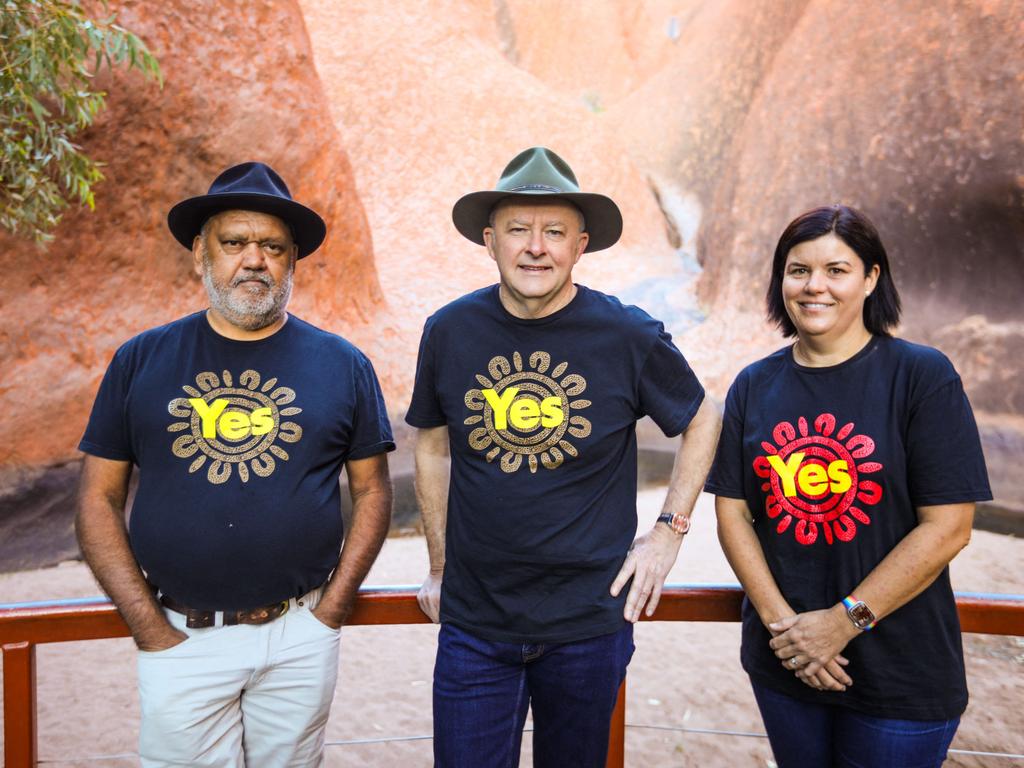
left=404, top=412, right=448, bottom=429
left=77, top=440, right=133, bottom=462
left=443, top=615, right=628, bottom=645
left=346, top=441, right=397, bottom=460
left=659, top=390, right=705, bottom=438
left=703, top=483, right=745, bottom=499
left=745, top=666, right=968, bottom=720
left=911, top=489, right=994, bottom=506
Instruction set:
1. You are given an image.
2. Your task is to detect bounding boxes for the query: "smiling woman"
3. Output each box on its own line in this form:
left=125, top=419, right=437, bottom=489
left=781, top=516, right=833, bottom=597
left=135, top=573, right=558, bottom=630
left=707, top=204, right=992, bottom=768
left=766, top=206, right=902, bottom=365
left=781, top=235, right=878, bottom=356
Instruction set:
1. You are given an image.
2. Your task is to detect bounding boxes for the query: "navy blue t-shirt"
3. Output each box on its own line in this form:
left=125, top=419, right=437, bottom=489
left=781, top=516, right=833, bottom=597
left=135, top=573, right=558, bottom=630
left=79, top=311, right=395, bottom=610
left=406, top=285, right=705, bottom=643
left=706, top=336, right=991, bottom=719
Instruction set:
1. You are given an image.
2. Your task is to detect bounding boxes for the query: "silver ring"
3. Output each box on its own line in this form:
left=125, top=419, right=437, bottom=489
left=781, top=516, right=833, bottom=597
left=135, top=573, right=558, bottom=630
left=789, top=656, right=799, bottom=668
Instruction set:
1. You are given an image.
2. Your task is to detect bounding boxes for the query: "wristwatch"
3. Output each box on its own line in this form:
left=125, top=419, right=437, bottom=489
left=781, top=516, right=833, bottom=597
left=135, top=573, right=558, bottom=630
left=842, top=594, right=877, bottom=631
left=656, top=512, right=691, bottom=536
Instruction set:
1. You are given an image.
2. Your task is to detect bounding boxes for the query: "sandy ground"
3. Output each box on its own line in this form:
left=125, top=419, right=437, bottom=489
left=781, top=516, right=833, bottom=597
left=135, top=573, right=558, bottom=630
left=1, top=491, right=1022, bottom=767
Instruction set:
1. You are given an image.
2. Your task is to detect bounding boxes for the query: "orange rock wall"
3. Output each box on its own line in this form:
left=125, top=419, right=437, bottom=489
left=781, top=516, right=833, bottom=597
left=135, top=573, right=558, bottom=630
left=0, top=0, right=381, bottom=468
left=297, top=0, right=689, bottom=406
left=1, top=0, right=1022, bottom=526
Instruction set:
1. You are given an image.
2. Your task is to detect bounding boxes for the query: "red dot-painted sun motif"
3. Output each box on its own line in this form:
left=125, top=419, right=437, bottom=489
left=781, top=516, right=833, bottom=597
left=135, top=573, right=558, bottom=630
left=753, top=413, right=883, bottom=546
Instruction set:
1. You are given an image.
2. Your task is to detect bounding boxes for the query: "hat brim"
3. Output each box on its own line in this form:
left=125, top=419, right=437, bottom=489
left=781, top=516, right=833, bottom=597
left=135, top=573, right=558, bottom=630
left=452, top=191, right=622, bottom=253
left=167, top=192, right=327, bottom=259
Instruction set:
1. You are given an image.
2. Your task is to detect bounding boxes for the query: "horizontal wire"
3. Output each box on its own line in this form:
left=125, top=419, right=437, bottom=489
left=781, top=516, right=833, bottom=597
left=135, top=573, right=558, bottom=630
left=626, top=724, right=1024, bottom=759
left=325, top=734, right=434, bottom=745
left=39, top=755, right=136, bottom=765
left=35, top=729, right=1024, bottom=762
left=948, top=749, right=1024, bottom=759
left=627, top=722, right=768, bottom=739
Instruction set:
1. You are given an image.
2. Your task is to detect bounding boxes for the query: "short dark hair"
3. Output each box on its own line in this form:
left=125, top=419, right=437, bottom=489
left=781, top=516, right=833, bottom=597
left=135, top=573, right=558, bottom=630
left=766, top=205, right=902, bottom=337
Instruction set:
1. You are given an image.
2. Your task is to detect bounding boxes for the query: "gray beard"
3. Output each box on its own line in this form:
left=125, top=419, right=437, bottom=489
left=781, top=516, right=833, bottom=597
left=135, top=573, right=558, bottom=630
left=202, top=254, right=293, bottom=332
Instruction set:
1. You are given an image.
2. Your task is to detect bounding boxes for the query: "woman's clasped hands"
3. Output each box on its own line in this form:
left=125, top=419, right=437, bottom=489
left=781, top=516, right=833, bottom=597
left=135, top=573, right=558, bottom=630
left=768, top=607, right=860, bottom=692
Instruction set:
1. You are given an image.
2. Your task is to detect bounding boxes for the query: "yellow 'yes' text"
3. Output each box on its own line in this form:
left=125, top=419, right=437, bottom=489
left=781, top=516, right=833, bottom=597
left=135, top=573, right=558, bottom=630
left=189, top=398, right=274, bottom=439
left=766, top=451, right=851, bottom=497
left=481, top=387, right=564, bottom=430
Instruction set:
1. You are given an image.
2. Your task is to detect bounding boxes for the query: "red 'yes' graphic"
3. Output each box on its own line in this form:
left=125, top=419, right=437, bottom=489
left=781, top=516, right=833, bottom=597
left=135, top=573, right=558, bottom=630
left=753, top=413, right=883, bottom=546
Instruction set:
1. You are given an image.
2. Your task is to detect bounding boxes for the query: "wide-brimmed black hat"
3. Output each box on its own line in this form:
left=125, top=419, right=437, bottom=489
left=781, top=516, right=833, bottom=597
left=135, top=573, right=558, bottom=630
left=168, top=162, right=326, bottom=259
left=452, top=147, right=622, bottom=253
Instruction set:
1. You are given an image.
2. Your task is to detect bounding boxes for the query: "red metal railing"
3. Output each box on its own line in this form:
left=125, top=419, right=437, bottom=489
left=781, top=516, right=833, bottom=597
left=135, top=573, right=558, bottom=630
left=3, top=585, right=1023, bottom=768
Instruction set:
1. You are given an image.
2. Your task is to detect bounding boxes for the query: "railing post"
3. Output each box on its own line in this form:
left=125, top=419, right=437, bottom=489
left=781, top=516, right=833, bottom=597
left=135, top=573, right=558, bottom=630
left=3, top=640, right=38, bottom=768
left=606, top=677, right=626, bottom=768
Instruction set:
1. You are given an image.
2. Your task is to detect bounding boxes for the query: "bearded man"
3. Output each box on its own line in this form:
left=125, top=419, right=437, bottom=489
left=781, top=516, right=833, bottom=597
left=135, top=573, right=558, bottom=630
left=76, top=162, right=394, bottom=767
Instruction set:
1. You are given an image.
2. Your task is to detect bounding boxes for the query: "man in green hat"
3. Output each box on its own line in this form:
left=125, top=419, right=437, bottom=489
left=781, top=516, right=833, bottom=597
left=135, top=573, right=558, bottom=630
left=406, top=147, right=720, bottom=766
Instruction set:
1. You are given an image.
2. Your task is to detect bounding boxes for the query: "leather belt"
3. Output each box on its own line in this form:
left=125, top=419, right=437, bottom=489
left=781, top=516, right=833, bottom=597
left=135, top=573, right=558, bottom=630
left=159, top=594, right=290, bottom=629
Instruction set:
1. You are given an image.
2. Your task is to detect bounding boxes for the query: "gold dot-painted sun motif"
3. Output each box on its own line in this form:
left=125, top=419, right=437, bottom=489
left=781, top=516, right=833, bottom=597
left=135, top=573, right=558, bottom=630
left=167, top=369, right=303, bottom=485
left=463, top=351, right=591, bottom=474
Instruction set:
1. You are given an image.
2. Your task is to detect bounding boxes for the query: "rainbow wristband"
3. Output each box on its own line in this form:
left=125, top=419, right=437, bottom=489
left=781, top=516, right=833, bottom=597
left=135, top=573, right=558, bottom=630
left=842, top=594, right=876, bottom=630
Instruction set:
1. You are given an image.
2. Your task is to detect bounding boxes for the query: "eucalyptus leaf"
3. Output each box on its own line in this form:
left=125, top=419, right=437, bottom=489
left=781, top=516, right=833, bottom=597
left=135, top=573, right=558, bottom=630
left=1, top=0, right=161, bottom=244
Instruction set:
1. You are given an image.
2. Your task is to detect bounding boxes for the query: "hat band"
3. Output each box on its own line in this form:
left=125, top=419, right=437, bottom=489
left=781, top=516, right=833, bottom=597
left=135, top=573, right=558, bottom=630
left=507, top=184, right=565, bottom=193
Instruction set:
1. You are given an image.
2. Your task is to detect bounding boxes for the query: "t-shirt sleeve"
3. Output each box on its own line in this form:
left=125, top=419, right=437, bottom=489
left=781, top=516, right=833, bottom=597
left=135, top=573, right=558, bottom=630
left=906, top=375, right=992, bottom=506
left=78, top=349, right=135, bottom=463
left=637, top=325, right=705, bottom=437
left=345, top=353, right=396, bottom=461
left=405, top=317, right=448, bottom=428
left=704, top=376, right=747, bottom=499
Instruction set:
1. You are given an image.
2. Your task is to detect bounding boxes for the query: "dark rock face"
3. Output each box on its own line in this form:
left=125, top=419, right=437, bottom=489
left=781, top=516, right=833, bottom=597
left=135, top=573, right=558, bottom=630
left=697, top=1, right=1024, bottom=331
left=0, top=464, right=82, bottom=573
left=688, top=0, right=1024, bottom=513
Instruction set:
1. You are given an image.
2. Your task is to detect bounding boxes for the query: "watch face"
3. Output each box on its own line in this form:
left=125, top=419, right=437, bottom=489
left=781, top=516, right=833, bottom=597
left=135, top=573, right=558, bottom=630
left=667, top=514, right=690, bottom=535
left=848, top=601, right=875, bottom=629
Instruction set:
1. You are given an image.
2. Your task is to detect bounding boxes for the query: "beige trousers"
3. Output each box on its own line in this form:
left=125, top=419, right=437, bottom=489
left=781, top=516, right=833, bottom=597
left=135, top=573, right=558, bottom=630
left=136, top=587, right=340, bottom=767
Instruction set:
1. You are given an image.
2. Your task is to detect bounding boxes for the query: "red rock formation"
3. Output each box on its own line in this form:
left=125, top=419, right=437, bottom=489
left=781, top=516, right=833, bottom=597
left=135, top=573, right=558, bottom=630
left=499, top=0, right=1024, bottom=512
left=4, top=0, right=1023, bottom=570
left=496, top=0, right=682, bottom=105
left=297, top=0, right=690, bottom=410
left=511, top=0, right=812, bottom=207
left=0, top=0, right=381, bottom=471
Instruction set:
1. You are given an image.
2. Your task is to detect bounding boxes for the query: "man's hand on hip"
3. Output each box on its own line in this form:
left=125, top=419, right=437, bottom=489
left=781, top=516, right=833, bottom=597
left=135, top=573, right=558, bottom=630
left=607, top=397, right=717, bottom=623
left=417, top=569, right=443, bottom=623
left=136, top=624, right=188, bottom=653
left=609, top=525, right=684, bottom=623
left=311, top=603, right=347, bottom=630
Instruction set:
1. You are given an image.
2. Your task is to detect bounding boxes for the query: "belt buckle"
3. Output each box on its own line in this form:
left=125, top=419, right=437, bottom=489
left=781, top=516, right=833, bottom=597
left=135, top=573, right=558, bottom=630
left=239, top=599, right=289, bottom=625
left=185, top=609, right=216, bottom=629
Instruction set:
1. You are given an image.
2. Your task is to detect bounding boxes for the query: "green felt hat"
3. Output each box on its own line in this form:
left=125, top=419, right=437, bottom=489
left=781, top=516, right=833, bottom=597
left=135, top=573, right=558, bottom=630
left=452, top=147, right=622, bottom=252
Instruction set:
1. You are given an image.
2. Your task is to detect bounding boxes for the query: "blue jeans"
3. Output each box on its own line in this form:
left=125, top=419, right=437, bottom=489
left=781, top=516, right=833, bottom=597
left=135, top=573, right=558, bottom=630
left=433, top=622, right=634, bottom=768
left=752, top=681, right=960, bottom=768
